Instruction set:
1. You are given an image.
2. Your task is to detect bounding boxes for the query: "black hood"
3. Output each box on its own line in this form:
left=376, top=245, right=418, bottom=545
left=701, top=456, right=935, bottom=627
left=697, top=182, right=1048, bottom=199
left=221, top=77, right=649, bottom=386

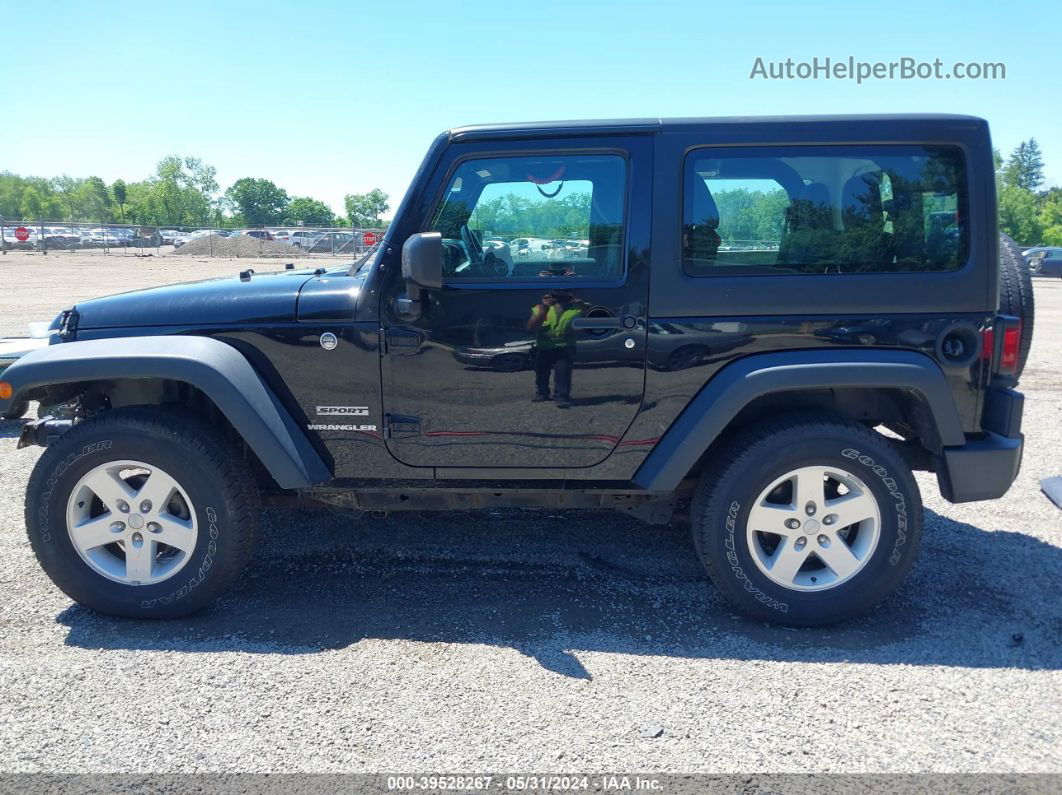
left=72, top=268, right=333, bottom=329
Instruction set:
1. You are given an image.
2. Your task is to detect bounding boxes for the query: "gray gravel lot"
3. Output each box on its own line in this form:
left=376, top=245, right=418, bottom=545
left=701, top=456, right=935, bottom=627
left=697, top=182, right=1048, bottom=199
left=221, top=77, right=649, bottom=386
left=0, top=254, right=1059, bottom=773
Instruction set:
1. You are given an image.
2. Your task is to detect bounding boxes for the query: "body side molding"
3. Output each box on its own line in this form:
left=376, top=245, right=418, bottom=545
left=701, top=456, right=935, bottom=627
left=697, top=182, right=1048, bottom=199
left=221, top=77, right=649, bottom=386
left=0, top=336, right=330, bottom=489
left=632, top=349, right=965, bottom=492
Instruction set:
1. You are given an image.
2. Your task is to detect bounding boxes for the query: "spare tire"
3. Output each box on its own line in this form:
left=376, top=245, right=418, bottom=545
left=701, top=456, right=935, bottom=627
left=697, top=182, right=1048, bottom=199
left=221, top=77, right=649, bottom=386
left=998, top=232, right=1034, bottom=379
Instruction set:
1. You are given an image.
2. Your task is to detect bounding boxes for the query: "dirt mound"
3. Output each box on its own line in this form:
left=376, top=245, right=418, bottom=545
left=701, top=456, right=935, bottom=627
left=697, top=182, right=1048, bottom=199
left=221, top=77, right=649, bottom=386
left=173, top=235, right=302, bottom=258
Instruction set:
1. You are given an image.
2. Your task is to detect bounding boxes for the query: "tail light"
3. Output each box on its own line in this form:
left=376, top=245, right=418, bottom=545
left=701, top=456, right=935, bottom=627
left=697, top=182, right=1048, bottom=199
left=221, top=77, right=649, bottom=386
left=985, top=316, right=1021, bottom=377
left=1000, top=320, right=1021, bottom=375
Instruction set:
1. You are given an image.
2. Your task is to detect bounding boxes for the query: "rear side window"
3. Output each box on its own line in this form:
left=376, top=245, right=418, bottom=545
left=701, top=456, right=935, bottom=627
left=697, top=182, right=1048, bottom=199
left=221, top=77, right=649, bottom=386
left=683, top=145, right=968, bottom=276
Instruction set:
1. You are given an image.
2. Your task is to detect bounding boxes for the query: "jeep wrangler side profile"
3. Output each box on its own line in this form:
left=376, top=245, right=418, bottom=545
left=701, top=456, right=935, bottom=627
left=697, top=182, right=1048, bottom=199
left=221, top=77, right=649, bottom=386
left=0, top=115, right=1030, bottom=626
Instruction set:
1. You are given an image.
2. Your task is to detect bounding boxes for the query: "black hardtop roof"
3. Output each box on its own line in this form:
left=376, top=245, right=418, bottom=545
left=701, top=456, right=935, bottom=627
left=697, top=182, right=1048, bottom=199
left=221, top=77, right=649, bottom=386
left=448, top=114, right=987, bottom=141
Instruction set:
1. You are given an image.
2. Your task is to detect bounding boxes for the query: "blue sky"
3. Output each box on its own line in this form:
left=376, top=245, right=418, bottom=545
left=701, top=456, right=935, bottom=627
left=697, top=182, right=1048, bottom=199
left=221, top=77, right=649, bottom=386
left=2, top=0, right=1058, bottom=216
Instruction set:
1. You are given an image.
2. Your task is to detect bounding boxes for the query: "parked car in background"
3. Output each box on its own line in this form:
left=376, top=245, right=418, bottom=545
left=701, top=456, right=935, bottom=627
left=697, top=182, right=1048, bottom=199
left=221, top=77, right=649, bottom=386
left=108, top=228, right=135, bottom=247
left=1030, top=249, right=1062, bottom=277
left=79, top=228, right=114, bottom=248
left=0, top=318, right=53, bottom=418
left=42, top=227, right=80, bottom=249
left=288, top=230, right=321, bottom=249
left=510, top=237, right=551, bottom=256
left=1022, top=246, right=1052, bottom=259
left=307, top=231, right=354, bottom=252
left=171, top=232, right=192, bottom=249
left=128, top=227, right=162, bottom=248
left=239, top=229, right=274, bottom=241
left=181, top=229, right=230, bottom=245
left=159, top=230, right=181, bottom=245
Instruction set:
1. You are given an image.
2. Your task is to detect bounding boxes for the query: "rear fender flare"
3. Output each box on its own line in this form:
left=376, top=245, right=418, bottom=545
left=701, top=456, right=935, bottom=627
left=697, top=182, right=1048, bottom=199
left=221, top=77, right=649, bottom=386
left=632, top=349, right=964, bottom=492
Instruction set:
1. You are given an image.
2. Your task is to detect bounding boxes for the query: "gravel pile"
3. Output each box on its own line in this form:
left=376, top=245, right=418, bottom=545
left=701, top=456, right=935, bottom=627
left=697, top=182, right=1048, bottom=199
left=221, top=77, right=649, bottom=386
left=173, top=235, right=302, bottom=258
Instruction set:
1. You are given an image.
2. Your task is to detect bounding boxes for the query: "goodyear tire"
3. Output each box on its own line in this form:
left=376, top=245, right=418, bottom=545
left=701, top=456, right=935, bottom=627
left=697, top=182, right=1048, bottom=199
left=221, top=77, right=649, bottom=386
left=25, top=406, right=259, bottom=618
left=692, top=414, right=923, bottom=626
left=999, top=232, right=1034, bottom=379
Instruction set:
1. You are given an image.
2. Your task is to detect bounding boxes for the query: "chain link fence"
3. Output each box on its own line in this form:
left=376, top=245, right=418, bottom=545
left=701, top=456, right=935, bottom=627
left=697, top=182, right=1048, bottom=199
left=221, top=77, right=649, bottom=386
left=0, top=220, right=385, bottom=258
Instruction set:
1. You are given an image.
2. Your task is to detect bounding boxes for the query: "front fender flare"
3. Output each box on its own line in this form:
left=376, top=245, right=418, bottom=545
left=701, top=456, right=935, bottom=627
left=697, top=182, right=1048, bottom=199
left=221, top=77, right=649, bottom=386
left=0, top=335, right=330, bottom=489
left=632, top=349, right=965, bottom=492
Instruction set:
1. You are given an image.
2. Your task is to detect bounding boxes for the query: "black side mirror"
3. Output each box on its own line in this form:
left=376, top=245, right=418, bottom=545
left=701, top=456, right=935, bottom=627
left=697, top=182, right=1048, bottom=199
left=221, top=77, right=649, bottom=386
left=402, top=231, right=443, bottom=289
left=398, top=232, right=443, bottom=319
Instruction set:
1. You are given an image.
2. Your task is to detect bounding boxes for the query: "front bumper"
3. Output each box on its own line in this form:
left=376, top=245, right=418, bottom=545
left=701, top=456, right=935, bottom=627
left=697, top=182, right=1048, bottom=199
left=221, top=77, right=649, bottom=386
left=937, top=386, right=1024, bottom=503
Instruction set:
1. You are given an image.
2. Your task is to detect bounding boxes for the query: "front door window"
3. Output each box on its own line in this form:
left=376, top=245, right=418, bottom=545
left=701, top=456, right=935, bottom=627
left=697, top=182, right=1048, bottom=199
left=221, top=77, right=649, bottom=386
left=429, top=153, right=627, bottom=281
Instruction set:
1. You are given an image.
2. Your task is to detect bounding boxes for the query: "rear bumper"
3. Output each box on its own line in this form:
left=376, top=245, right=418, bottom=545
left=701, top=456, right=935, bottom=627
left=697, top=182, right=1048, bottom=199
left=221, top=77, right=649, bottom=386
left=937, top=387, right=1024, bottom=503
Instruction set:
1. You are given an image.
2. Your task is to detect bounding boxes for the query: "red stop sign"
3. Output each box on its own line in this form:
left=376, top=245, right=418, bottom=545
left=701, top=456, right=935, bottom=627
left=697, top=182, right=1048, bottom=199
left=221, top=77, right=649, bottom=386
left=362, top=231, right=377, bottom=246
left=14, top=227, right=29, bottom=242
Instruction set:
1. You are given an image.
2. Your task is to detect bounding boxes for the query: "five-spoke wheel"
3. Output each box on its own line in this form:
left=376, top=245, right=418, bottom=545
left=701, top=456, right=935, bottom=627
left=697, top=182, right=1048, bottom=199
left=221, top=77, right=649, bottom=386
left=691, top=415, right=922, bottom=626
left=746, top=465, right=880, bottom=591
left=26, top=407, right=258, bottom=618
left=66, top=460, right=198, bottom=586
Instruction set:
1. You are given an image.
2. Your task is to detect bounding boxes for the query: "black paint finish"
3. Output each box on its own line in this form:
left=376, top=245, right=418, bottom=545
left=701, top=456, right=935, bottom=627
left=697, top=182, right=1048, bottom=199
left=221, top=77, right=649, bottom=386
left=26, top=115, right=1015, bottom=501
left=379, top=134, right=655, bottom=469
left=73, top=269, right=321, bottom=329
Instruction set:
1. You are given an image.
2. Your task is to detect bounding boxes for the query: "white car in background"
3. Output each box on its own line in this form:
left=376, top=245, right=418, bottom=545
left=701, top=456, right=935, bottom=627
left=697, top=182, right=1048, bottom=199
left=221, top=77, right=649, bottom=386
left=42, top=227, right=80, bottom=249
left=79, top=229, right=111, bottom=247
left=288, top=230, right=322, bottom=249
left=0, top=319, right=53, bottom=419
left=509, top=237, right=551, bottom=256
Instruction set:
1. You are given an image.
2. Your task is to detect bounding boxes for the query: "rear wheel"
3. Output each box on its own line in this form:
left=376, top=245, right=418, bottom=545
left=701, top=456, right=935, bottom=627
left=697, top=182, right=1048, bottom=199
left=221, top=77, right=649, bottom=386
left=26, top=406, right=259, bottom=618
left=691, top=414, right=923, bottom=626
left=666, top=345, right=708, bottom=371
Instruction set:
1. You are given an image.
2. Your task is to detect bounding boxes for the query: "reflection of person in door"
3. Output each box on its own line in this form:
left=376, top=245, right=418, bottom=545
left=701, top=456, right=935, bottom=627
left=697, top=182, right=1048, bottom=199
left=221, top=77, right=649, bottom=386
left=527, top=290, right=585, bottom=409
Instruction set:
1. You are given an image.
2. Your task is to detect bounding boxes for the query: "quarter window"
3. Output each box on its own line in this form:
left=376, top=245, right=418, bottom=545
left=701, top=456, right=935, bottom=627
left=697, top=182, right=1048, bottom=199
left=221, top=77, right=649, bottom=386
left=430, top=153, right=627, bottom=280
left=683, top=145, right=968, bottom=276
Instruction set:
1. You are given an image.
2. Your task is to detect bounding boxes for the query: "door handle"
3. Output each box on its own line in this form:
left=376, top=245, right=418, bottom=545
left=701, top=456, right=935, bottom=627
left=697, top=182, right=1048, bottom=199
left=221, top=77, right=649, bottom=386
left=386, top=329, right=421, bottom=352
left=572, top=315, right=637, bottom=330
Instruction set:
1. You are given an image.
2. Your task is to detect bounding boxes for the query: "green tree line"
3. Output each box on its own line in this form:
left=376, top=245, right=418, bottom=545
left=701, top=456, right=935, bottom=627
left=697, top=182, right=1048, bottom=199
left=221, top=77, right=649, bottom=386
left=3, top=142, right=1058, bottom=243
left=995, top=139, right=1061, bottom=244
left=469, top=192, right=594, bottom=239
left=0, top=155, right=389, bottom=229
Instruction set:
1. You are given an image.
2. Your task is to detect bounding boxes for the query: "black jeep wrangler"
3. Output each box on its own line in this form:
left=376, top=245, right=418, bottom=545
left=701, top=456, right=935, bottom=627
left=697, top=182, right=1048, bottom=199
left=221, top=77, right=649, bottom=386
left=0, top=115, right=1032, bottom=626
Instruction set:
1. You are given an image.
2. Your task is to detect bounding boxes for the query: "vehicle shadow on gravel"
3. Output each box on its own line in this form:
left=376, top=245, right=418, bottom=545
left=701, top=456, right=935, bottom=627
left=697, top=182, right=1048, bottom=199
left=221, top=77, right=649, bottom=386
left=56, top=506, right=1062, bottom=677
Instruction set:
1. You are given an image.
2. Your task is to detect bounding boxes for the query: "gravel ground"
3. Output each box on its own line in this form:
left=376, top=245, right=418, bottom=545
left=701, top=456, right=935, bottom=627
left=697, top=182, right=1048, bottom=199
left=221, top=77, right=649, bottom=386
left=0, top=263, right=1059, bottom=774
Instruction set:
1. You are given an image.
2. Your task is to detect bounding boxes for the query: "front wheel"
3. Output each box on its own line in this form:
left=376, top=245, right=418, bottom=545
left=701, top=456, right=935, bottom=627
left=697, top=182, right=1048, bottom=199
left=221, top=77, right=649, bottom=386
left=25, top=407, right=259, bottom=618
left=691, top=414, right=923, bottom=626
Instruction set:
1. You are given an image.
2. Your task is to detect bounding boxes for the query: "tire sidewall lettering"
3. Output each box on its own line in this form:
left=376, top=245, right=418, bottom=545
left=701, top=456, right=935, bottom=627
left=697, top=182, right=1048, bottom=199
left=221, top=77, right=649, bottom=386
left=724, top=500, right=790, bottom=613
left=35, top=434, right=226, bottom=611
left=719, top=442, right=912, bottom=611
left=841, top=447, right=908, bottom=566
left=139, top=507, right=220, bottom=610
left=38, top=440, right=113, bottom=545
